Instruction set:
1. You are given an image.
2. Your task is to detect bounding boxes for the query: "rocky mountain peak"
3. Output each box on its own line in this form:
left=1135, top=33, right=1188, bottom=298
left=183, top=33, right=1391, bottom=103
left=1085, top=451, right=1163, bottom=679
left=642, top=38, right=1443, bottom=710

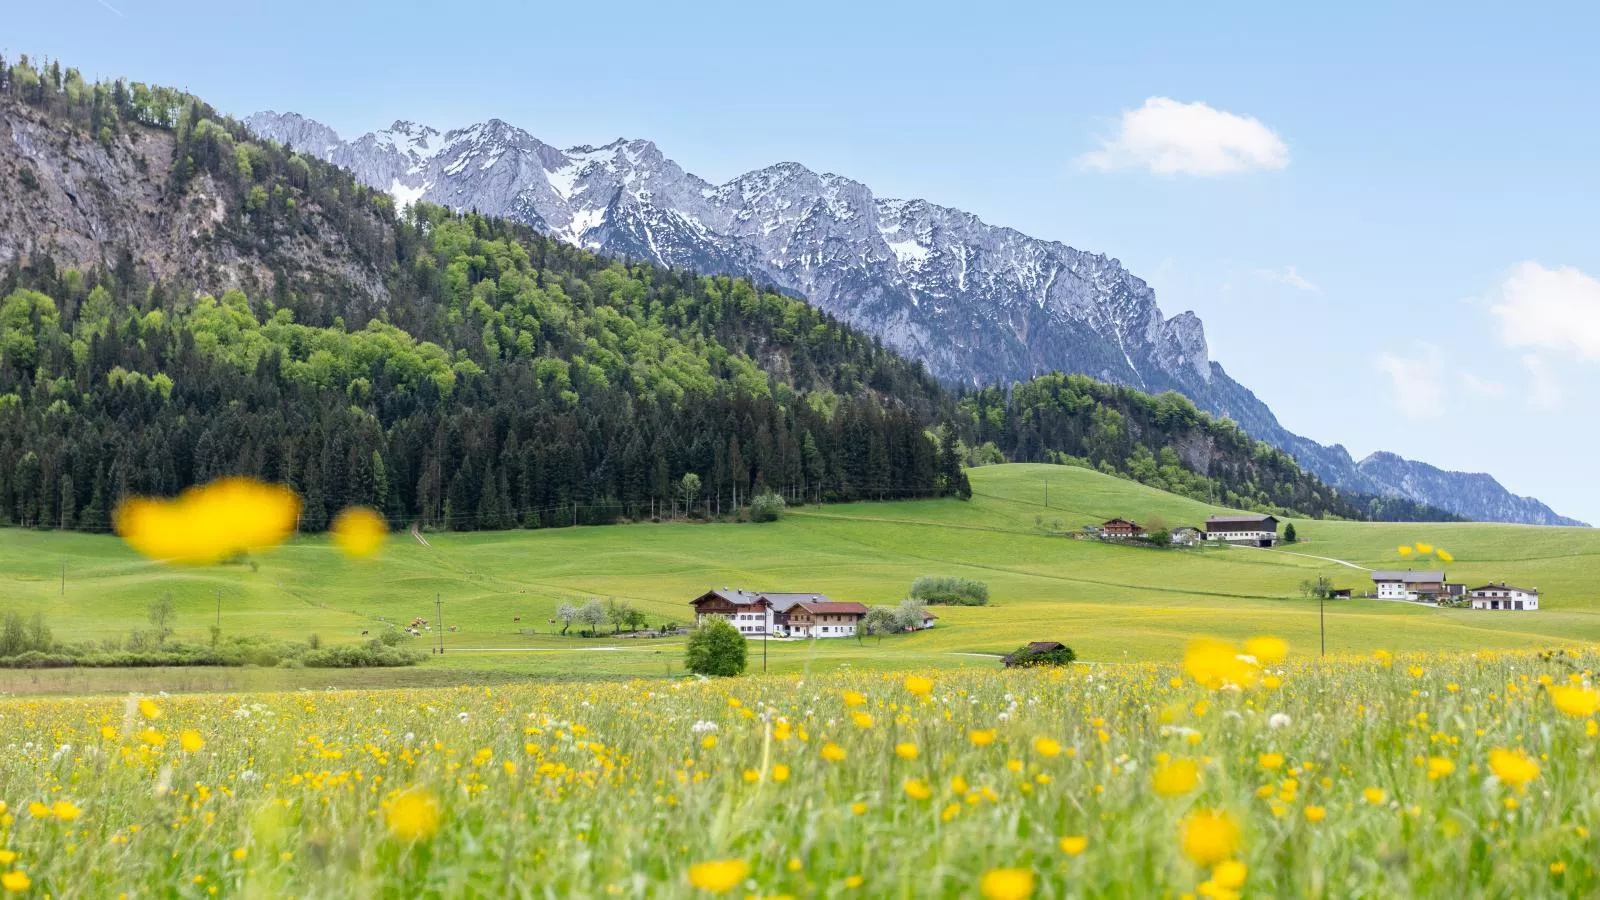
left=242, top=109, right=1582, bottom=526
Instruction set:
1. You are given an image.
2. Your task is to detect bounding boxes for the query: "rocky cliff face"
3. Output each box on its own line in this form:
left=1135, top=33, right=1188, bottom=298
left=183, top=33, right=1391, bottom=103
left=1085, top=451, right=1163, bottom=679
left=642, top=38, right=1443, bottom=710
left=242, top=110, right=1583, bottom=526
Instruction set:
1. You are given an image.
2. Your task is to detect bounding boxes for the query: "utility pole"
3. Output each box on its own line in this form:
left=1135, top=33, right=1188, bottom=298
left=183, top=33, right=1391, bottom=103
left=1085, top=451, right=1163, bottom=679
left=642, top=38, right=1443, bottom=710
left=216, top=588, right=222, bottom=629
left=1320, top=592, right=1326, bottom=657
left=1044, top=477, right=1049, bottom=508
left=435, top=592, right=444, bottom=654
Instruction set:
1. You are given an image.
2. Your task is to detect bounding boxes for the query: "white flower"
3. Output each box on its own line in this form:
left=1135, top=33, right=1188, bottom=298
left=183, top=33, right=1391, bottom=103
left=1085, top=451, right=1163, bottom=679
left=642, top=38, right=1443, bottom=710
left=457, top=712, right=470, bottom=723
left=1268, top=713, right=1292, bottom=730
left=690, top=720, right=719, bottom=734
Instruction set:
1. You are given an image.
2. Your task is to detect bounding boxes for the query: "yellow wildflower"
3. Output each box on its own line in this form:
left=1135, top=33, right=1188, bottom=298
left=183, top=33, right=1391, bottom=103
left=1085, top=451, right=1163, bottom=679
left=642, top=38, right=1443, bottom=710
left=895, top=742, right=919, bottom=760
left=686, top=859, right=749, bottom=894
left=969, top=729, right=997, bottom=747
left=1033, top=737, right=1061, bottom=758
left=903, top=675, right=933, bottom=698
left=821, top=742, right=846, bottom=762
left=2, top=871, right=30, bottom=893
left=1180, top=810, right=1241, bottom=867
left=330, top=506, right=387, bottom=558
left=978, top=868, right=1035, bottom=900
left=1488, top=748, right=1539, bottom=790
left=1059, top=835, right=1088, bottom=856
left=1548, top=685, right=1600, bottom=718
left=385, top=788, right=441, bottom=841
left=179, top=730, right=205, bottom=753
left=1152, top=758, right=1200, bottom=797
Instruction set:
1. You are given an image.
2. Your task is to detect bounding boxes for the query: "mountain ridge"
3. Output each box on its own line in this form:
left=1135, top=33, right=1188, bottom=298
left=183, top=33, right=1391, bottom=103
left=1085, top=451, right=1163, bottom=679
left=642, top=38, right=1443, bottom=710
left=240, top=110, right=1581, bottom=526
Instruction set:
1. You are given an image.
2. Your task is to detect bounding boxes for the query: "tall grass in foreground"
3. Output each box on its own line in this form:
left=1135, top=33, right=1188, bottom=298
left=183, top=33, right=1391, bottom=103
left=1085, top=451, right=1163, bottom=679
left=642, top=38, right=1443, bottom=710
left=2, top=648, right=1598, bottom=897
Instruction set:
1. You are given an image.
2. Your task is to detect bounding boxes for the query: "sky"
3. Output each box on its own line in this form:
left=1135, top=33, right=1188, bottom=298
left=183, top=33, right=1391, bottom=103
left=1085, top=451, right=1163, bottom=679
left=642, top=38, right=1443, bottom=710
left=8, top=0, right=1600, bottom=521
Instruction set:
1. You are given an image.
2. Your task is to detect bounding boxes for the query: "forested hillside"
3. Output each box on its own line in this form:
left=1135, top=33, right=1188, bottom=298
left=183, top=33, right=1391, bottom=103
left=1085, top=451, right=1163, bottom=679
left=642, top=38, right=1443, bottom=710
left=963, top=376, right=1460, bottom=521
left=0, top=54, right=1453, bottom=530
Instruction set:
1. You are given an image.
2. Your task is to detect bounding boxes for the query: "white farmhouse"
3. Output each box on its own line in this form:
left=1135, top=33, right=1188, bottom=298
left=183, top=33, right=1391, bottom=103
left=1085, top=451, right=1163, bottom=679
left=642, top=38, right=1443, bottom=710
left=1468, top=583, right=1540, bottom=611
left=1370, top=570, right=1446, bottom=600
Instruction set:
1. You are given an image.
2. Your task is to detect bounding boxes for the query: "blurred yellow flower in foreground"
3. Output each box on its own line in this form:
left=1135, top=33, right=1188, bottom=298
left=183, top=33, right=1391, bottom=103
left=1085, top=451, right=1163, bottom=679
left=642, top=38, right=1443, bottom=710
left=1397, top=545, right=1413, bottom=557
left=1152, top=758, right=1200, bottom=797
left=1488, top=748, right=1539, bottom=790
left=114, top=476, right=300, bottom=565
left=330, top=506, right=388, bottom=558
left=2, top=871, right=31, bottom=893
left=179, top=730, right=205, bottom=753
left=1180, top=809, right=1240, bottom=867
left=1184, top=638, right=1260, bottom=690
left=979, top=868, right=1035, bottom=900
left=903, top=675, right=933, bottom=698
left=137, top=699, right=162, bottom=720
left=1059, top=835, right=1088, bottom=856
left=1244, top=637, right=1288, bottom=666
left=386, top=788, right=441, bottom=841
left=1437, top=549, right=1454, bottom=563
left=686, top=859, right=748, bottom=893
left=1415, top=543, right=1433, bottom=555
left=1548, top=685, right=1600, bottom=718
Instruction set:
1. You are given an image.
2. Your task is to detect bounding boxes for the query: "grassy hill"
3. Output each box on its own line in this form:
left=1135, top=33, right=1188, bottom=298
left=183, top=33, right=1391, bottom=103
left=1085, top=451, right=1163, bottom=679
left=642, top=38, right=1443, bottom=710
left=3, top=463, right=1598, bottom=689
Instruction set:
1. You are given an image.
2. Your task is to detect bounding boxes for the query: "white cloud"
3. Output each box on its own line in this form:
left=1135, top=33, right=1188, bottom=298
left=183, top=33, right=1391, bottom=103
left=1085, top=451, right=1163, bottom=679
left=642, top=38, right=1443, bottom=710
left=1078, top=97, right=1290, bottom=176
left=1523, top=354, right=1564, bottom=411
left=1253, top=265, right=1318, bottom=293
left=1491, top=261, right=1600, bottom=361
left=1375, top=344, right=1448, bottom=421
left=1458, top=371, right=1507, bottom=400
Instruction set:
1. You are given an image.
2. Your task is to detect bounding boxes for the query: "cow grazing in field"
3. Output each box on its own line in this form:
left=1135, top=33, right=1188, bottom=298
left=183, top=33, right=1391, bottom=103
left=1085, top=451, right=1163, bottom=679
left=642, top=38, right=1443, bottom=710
left=361, top=630, right=368, bottom=636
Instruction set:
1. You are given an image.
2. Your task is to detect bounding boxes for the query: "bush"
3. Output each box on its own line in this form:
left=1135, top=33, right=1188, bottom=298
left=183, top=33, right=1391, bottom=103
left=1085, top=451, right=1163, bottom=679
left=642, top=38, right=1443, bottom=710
left=749, top=490, right=787, bottom=523
left=1007, top=644, right=1076, bottom=667
left=301, top=639, right=426, bottom=668
left=909, top=576, right=989, bottom=606
left=684, top=618, right=747, bottom=677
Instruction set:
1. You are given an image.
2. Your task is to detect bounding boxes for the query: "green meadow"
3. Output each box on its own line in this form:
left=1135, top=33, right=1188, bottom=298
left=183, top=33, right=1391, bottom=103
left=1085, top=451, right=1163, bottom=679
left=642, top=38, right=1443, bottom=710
left=3, top=463, right=1599, bottom=689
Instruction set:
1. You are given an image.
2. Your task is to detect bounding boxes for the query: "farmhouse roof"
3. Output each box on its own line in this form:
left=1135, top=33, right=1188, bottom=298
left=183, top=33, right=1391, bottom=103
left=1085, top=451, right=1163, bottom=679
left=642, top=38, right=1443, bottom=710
left=693, top=588, right=766, bottom=607
left=759, top=592, right=834, bottom=612
left=1102, top=517, right=1141, bottom=527
left=794, top=601, right=868, bottom=616
left=1370, top=570, right=1446, bottom=583
left=1467, top=583, right=1539, bottom=595
left=1205, top=514, right=1277, bottom=526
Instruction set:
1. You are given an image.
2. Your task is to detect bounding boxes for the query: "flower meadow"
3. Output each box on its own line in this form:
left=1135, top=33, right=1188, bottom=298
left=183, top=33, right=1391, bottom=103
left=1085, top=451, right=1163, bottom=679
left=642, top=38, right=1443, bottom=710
left=3, top=645, right=1600, bottom=897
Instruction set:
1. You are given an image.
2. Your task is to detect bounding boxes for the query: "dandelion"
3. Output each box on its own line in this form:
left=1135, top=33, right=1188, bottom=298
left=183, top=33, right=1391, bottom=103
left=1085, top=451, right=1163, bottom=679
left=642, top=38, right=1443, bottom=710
left=851, top=712, right=874, bottom=729
left=1427, top=757, right=1456, bottom=780
left=842, top=691, right=866, bottom=707
left=1548, top=685, right=1600, bottom=718
left=385, top=788, right=441, bottom=841
left=969, top=729, right=997, bottom=747
left=330, top=506, right=388, bottom=558
left=1180, top=809, right=1241, bottom=867
left=2, top=871, right=30, bottom=893
left=978, top=868, right=1035, bottom=900
left=1551, top=862, right=1567, bottom=875
left=1304, top=805, right=1326, bottom=823
left=232, top=848, right=248, bottom=861
left=701, top=735, right=718, bottom=749
left=686, top=859, right=749, bottom=894
left=1488, top=748, right=1539, bottom=791
left=1059, top=835, right=1088, bottom=856
left=138, top=699, right=162, bottom=720
left=1211, top=859, right=1248, bottom=890
left=179, top=730, right=205, bottom=753
left=1363, top=787, right=1387, bottom=805
left=772, top=764, right=790, bottom=783
left=1153, top=758, right=1200, bottom=797
left=844, top=875, right=864, bottom=889
left=903, top=675, right=933, bottom=698
left=1033, top=737, right=1061, bottom=758
left=51, top=800, right=81, bottom=821
left=1183, top=638, right=1258, bottom=690
left=903, top=778, right=932, bottom=800
left=1257, top=753, right=1284, bottom=771
left=821, top=742, right=846, bottom=762
left=114, top=476, right=301, bottom=565
left=895, top=742, right=919, bottom=760
left=26, top=803, right=49, bottom=819
left=849, top=802, right=867, bottom=815
left=1243, top=637, right=1288, bottom=666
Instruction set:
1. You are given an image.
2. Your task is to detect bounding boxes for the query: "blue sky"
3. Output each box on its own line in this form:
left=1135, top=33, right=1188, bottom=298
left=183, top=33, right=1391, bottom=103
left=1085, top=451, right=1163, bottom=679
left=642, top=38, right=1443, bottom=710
left=9, top=0, right=1600, bottom=521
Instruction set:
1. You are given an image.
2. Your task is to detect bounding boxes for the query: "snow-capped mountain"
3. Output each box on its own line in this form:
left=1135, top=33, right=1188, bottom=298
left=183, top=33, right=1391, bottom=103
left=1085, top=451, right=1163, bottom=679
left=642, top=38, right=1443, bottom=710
left=244, top=111, right=1584, bottom=526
